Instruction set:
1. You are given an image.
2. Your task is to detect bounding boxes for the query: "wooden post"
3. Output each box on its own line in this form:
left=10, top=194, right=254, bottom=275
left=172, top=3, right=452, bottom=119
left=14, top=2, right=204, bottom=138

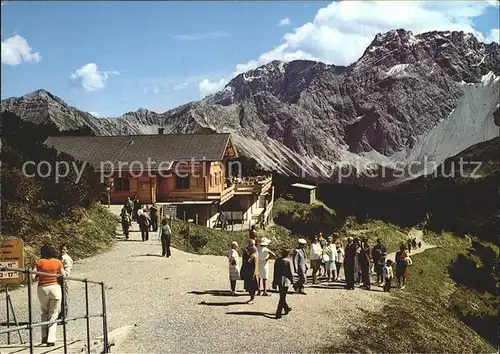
left=231, top=212, right=234, bottom=231
left=187, top=222, right=190, bottom=252
left=183, top=210, right=186, bottom=222
left=169, top=215, right=172, bottom=230
left=196, top=213, right=199, bottom=225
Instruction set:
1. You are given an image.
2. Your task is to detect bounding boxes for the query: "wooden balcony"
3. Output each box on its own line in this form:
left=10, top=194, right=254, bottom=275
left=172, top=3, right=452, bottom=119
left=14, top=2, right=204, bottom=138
left=160, top=184, right=235, bottom=204
left=234, top=175, right=272, bottom=195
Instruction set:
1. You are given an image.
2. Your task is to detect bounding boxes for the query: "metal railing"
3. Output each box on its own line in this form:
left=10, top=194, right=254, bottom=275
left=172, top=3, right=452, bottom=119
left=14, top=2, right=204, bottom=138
left=0, top=266, right=108, bottom=354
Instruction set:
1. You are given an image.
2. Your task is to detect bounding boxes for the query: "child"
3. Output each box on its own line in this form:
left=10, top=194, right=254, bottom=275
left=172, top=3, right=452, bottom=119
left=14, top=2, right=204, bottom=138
left=383, top=259, right=394, bottom=292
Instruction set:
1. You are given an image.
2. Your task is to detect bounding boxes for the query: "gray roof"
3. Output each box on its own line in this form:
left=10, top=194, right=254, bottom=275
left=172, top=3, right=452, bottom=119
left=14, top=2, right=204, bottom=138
left=44, top=133, right=234, bottom=172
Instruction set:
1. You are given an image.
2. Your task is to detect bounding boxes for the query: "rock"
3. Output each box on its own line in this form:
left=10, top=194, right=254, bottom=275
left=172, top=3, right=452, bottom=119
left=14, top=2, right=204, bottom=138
left=1, top=29, right=499, bottom=187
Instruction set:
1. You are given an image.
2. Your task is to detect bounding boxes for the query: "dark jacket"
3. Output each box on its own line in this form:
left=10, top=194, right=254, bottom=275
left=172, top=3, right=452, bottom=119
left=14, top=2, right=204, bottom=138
left=150, top=205, right=158, bottom=219
left=344, top=243, right=357, bottom=264
left=138, top=212, right=150, bottom=226
left=273, top=257, right=294, bottom=287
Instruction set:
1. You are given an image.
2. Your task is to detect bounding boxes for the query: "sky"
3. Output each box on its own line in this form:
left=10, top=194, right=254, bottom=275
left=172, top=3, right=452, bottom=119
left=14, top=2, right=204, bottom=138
left=1, top=1, right=499, bottom=117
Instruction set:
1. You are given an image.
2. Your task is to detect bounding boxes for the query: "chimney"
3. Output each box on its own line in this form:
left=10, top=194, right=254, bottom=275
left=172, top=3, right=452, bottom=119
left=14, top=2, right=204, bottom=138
left=158, top=127, right=165, bottom=135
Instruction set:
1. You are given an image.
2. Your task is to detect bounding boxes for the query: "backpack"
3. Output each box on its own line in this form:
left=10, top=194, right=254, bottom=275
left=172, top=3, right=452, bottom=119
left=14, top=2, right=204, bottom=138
left=139, top=213, right=150, bottom=226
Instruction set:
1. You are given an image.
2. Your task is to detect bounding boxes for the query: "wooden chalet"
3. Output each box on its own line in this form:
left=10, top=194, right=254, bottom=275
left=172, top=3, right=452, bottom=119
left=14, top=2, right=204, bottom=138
left=44, top=131, right=273, bottom=227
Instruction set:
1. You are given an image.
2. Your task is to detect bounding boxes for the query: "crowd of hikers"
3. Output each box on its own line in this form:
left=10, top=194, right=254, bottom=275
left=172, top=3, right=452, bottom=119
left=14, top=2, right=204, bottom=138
left=118, top=201, right=419, bottom=321
left=230, top=228, right=418, bottom=319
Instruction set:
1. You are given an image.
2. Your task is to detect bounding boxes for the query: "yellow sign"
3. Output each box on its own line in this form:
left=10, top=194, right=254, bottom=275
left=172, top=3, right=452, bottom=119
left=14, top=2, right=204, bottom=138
left=0, top=239, right=24, bottom=285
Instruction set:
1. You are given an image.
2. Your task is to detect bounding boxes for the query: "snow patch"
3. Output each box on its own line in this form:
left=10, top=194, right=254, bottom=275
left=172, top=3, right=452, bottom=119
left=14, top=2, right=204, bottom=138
left=385, top=64, right=410, bottom=79
left=388, top=72, right=500, bottom=177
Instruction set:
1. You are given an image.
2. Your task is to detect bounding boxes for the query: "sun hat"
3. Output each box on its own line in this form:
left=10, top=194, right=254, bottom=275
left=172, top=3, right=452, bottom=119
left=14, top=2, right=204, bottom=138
left=259, top=237, right=271, bottom=246
left=298, top=238, right=307, bottom=245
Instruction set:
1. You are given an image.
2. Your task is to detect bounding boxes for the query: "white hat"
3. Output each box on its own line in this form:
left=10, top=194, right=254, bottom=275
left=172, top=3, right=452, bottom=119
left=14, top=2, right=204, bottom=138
left=298, top=238, right=307, bottom=245
left=259, top=238, right=271, bottom=246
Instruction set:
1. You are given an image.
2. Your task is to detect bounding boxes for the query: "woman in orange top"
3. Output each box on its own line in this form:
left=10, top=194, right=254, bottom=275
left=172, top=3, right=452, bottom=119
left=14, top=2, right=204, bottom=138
left=33, top=245, right=64, bottom=347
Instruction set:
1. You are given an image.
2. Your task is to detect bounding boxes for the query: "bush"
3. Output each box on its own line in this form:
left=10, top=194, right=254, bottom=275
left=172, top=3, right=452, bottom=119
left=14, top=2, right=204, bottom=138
left=273, top=198, right=345, bottom=238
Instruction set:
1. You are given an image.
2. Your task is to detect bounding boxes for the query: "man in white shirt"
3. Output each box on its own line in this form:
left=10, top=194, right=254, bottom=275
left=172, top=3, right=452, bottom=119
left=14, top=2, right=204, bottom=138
left=58, top=244, right=73, bottom=319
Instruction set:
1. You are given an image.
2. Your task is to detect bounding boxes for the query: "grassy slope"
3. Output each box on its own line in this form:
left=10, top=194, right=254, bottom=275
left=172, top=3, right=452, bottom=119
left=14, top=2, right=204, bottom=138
left=332, top=233, right=495, bottom=353
left=1, top=204, right=117, bottom=268
left=169, top=219, right=295, bottom=256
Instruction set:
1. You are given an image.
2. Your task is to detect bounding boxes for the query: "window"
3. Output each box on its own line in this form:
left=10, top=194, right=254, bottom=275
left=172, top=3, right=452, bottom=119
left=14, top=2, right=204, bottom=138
left=114, top=178, right=130, bottom=192
left=176, top=175, right=190, bottom=189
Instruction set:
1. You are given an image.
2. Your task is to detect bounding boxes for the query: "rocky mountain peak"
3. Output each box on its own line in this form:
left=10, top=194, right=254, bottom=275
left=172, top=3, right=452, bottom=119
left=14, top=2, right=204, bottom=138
left=2, top=29, right=498, bottom=186
left=224, top=59, right=331, bottom=103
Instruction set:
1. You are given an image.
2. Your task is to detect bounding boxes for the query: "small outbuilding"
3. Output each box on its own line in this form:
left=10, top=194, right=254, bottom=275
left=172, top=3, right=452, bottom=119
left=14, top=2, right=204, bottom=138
left=290, top=183, right=317, bottom=204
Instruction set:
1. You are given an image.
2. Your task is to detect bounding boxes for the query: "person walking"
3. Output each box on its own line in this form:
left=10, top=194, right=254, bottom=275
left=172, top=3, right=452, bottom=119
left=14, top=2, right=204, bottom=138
left=395, top=244, right=412, bottom=289
left=344, top=237, right=356, bottom=290
left=150, top=203, right=159, bottom=232
left=228, top=241, right=240, bottom=295
left=359, top=238, right=371, bottom=290
left=272, top=249, right=294, bottom=319
left=292, top=239, right=308, bottom=294
left=372, top=238, right=387, bottom=286
left=57, top=244, right=73, bottom=320
left=407, top=239, right=412, bottom=253
left=257, top=237, right=276, bottom=296
left=318, top=232, right=326, bottom=277
left=120, top=206, right=131, bottom=239
left=310, top=236, right=323, bottom=284
left=138, top=207, right=151, bottom=242
left=125, top=197, right=134, bottom=220
left=240, top=239, right=259, bottom=304
left=334, top=234, right=344, bottom=281
left=383, top=259, right=394, bottom=292
left=353, top=237, right=362, bottom=285
left=33, top=245, right=64, bottom=347
left=158, top=217, right=172, bottom=257
left=323, top=237, right=337, bottom=282
left=133, top=196, right=141, bottom=222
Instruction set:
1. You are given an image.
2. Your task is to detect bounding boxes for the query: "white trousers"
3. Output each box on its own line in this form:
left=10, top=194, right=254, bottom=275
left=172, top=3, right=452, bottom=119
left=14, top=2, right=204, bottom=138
left=37, top=284, right=61, bottom=343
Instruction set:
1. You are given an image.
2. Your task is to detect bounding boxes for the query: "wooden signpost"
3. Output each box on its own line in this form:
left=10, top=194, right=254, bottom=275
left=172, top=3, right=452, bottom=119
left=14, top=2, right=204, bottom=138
left=1, top=238, right=25, bottom=344
left=0, top=238, right=24, bottom=285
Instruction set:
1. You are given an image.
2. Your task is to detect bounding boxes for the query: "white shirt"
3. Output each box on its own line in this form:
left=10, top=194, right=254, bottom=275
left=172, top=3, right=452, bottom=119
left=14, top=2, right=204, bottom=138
left=383, top=265, right=394, bottom=279
left=61, top=253, right=73, bottom=276
left=310, top=243, right=322, bottom=260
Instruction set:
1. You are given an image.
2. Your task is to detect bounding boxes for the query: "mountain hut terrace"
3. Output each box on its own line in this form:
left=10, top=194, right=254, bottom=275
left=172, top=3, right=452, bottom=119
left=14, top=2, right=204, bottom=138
left=44, top=131, right=274, bottom=228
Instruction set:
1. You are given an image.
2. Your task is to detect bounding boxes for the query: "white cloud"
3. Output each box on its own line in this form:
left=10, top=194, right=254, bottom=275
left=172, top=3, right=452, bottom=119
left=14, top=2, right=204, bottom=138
left=485, top=28, right=500, bottom=43
left=88, top=111, right=101, bottom=117
left=70, top=63, right=119, bottom=92
left=278, top=18, right=291, bottom=27
left=173, top=31, right=230, bottom=41
left=198, top=78, right=227, bottom=97
left=153, top=85, right=160, bottom=94
left=174, top=81, right=189, bottom=91
left=1, top=34, right=41, bottom=66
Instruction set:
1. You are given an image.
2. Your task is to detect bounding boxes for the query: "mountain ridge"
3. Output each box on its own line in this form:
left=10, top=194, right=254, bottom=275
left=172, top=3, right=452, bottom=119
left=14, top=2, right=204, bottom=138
left=2, top=29, right=499, bottom=185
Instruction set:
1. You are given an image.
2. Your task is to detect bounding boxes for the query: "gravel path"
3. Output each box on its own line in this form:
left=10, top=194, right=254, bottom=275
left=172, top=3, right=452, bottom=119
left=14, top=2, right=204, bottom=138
left=2, top=217, right=399, bottom=353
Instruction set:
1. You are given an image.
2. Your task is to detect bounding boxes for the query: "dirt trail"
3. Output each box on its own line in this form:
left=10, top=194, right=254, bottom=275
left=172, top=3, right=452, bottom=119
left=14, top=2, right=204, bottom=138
left=387, top=228, right=437, bottom=261
left=2, top=207, right=437, bottom=353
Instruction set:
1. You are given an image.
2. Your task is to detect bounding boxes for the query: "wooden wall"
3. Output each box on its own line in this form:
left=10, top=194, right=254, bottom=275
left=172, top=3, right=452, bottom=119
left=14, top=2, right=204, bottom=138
left=108, top=160, right=228, bottom=204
